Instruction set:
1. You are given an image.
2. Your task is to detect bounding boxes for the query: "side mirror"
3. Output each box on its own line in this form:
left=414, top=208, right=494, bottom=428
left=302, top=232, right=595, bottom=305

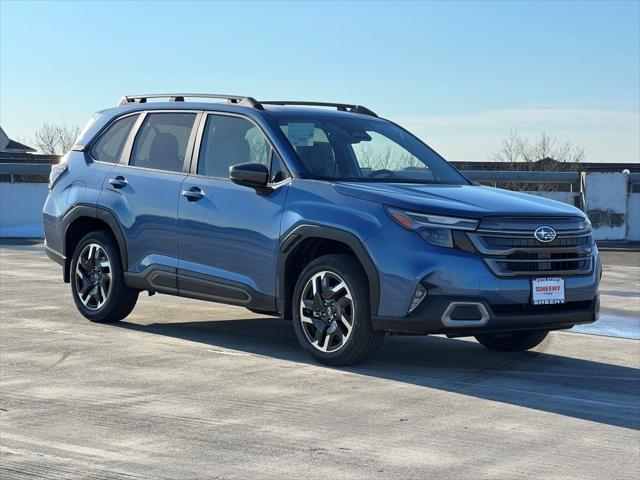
left=229, top=162, right=271, bottom=193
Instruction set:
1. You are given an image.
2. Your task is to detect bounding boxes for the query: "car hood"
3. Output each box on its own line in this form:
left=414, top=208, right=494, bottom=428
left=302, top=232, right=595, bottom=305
left=333, top=182, right=584, bottom=219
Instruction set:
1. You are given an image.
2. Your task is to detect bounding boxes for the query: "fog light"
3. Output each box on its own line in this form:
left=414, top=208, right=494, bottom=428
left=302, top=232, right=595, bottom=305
left=408, top=284, right=427, bottom=313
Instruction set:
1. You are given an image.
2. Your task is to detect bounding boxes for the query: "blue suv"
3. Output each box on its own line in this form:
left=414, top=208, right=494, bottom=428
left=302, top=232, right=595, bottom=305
left=43, top=93, right=600, bottom=365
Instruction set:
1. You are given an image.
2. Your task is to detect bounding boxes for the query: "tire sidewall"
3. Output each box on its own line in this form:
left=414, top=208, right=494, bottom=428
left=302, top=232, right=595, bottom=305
left=292, top=255, right=371, bottom=363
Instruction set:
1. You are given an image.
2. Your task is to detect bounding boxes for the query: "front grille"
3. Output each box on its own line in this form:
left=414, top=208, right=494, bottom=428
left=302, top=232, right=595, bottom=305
left=468, top=217, right=594, bottom=278
left=483, top=235, right=589, bottom=249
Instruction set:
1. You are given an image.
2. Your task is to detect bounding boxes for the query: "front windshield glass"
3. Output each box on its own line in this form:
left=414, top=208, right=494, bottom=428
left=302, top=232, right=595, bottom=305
left=277, top=115, right=468, bottom=184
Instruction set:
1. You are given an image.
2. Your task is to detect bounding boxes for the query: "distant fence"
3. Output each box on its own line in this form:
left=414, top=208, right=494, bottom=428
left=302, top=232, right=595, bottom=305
left=0, top=162, right=638, bottom=241
left=0, top=162, right=52, bottom=181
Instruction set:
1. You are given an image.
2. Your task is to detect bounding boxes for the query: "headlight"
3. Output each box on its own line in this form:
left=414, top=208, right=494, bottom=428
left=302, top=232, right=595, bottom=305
left=385, top=206, right=478, bottom=248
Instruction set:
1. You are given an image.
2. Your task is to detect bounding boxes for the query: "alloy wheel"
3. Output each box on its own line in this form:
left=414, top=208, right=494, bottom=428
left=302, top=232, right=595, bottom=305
left=74, top=243, right=112, bottom=310
left=299, top=270, right=354, bottom=353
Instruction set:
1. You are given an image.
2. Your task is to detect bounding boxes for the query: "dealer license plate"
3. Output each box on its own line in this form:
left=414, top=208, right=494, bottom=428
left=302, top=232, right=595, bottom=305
left=532, top=277, right=565, bottom=305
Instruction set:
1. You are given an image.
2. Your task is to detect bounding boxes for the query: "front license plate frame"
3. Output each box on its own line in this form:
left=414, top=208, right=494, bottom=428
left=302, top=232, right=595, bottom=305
left=532, top=277, right=565, bottom=305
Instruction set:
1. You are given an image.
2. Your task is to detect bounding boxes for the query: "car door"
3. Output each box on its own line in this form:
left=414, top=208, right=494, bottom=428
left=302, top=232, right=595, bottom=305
left=99, top=110, right=200, bottom=292
left=177, top=112, right=290, bottom=308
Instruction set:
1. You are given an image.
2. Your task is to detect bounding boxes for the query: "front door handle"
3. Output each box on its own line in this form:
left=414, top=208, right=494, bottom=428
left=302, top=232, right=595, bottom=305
left=108, top=176, right=128, bottom=189
left=182, top=186, right=205, bottom=202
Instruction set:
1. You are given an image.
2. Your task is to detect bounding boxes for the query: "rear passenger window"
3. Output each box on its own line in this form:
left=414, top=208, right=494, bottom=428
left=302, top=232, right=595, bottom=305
left=129, top=113, right=196, bottom=172
left=198, top=115, right=271, bottom=178
left=91, top=115, right=138, bottom=163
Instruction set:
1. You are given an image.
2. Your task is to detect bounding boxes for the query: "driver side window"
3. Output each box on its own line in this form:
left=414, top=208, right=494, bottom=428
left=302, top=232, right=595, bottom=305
left=129, top=112, right=196, bottom=172
left=197, top=114, right=271, bottom=178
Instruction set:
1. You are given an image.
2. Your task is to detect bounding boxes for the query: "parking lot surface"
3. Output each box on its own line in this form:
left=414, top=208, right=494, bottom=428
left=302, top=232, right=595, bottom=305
left=1, top=243, right=639, bottom=479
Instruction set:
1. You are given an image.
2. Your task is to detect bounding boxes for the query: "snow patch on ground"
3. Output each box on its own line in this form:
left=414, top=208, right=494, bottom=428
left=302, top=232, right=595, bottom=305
left=569, top=313, right=640, bottom=340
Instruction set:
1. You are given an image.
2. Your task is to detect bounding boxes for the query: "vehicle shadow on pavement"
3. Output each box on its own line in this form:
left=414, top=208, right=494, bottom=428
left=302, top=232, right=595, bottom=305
left=116, top=317, right=640, bottom=431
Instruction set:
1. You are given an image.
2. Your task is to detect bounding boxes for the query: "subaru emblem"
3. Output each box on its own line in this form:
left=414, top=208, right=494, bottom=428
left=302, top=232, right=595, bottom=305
left=534, top=226, right=557, bottom=243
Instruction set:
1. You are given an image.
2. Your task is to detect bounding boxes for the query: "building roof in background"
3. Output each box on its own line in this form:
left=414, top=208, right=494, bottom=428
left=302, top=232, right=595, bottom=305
left=6, top=139, right=36, bottom=151
left=0, top=126, right=36, bottom=152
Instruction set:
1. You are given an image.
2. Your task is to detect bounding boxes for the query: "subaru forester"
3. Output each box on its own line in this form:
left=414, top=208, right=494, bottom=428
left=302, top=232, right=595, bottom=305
left=43, top=93, right=600, bottom=365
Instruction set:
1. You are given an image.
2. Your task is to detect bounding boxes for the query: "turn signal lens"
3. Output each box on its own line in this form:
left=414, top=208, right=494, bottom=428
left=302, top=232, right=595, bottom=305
left=388, top=211, right=414, bottom=230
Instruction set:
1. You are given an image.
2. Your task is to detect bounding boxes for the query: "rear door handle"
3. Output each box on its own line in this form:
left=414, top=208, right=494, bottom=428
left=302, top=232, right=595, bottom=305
left=181, top=186, right=205, bottom=202
left=108, top=176, right=128, bottom=189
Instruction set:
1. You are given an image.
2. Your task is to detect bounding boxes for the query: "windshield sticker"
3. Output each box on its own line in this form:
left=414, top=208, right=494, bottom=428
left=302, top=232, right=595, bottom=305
left=287, top=123, right=315, bottom=147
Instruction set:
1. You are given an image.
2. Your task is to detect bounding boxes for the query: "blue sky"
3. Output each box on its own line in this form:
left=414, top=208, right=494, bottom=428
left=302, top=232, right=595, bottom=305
left=1, top=0, right=639, bottom=162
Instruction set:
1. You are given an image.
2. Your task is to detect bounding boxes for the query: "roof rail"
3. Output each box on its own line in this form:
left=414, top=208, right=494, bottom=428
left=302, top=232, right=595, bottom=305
left=117, top=93, right=263, bottom=110
left=116, top=95, right=377, bottom=116
left=260, top=101, right=377, bottom=117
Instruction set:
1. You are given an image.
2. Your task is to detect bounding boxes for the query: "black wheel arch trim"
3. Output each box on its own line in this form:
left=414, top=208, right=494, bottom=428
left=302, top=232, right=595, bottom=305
left=61, top=204, right=129, bottom=282
left=277, top=223, right=381, bottom=316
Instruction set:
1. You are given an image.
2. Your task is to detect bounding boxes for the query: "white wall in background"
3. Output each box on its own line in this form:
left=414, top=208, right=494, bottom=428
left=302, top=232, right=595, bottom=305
left=584, top=172, right=629, bottom=241
left=0, top=183, right=48, bottom=237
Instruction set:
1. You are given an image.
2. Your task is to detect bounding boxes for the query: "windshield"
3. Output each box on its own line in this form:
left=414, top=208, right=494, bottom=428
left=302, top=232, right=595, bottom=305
left=277, top=115, right=468, bottom=184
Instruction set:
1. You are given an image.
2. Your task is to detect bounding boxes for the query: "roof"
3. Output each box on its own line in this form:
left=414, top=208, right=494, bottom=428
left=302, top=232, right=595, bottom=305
left=6, top=139, right=36, bottom=152
left=0, top=126, right=36, bottom=152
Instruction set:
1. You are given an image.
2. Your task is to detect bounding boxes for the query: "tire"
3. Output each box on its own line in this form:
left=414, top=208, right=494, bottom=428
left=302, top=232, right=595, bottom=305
left=70, top=230, right=138, bottom=323
left=474, top=330, right=549, bottom=352
left=292, top=254, right=385, bottom=366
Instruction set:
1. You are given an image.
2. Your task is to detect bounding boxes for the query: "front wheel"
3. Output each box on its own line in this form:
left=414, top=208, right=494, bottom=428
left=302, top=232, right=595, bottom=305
left=70, top=230, right=139, bottom=323
left=292, top=254, right=385, bottom=366
left=475, top=330, right=549, bottom=352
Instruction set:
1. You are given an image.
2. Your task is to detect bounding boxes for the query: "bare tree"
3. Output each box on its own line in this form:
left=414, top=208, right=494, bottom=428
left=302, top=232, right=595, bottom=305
left=490, top=131, right=585, bottom=191
left=33, top=122, right=80, bottom=155
left=57, top=124, right=81, bottom=154
left=355, top=145, right=421, bottom=172
left=34, top=123, right=59, bottom=155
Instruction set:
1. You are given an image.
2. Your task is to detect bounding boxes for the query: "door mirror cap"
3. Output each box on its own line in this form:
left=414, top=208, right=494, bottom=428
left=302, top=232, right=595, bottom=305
left=229, top=162, right=271, bottom=192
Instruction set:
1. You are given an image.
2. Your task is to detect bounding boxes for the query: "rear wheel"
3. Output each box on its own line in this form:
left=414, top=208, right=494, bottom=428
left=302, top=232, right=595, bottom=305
left=475, top=330, right=549, bottom=352
left=70, top=230, right=138, bottom=323
left=292, top=254, right=385, bottom=366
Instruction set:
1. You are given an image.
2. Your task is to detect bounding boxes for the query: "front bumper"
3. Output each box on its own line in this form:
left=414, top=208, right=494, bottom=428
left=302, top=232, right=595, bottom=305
left=364, top=218, right=601, bottom=335
left=372, top=294, right=599, bottom=336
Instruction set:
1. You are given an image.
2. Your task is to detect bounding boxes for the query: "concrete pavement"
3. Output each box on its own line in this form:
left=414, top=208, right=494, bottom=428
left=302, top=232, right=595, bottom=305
left=1, top=243, right=638, bottom=479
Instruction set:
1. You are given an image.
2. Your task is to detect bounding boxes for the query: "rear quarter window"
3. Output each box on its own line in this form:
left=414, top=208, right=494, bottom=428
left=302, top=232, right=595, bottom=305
left=90, top=115, right=138, bottom=163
